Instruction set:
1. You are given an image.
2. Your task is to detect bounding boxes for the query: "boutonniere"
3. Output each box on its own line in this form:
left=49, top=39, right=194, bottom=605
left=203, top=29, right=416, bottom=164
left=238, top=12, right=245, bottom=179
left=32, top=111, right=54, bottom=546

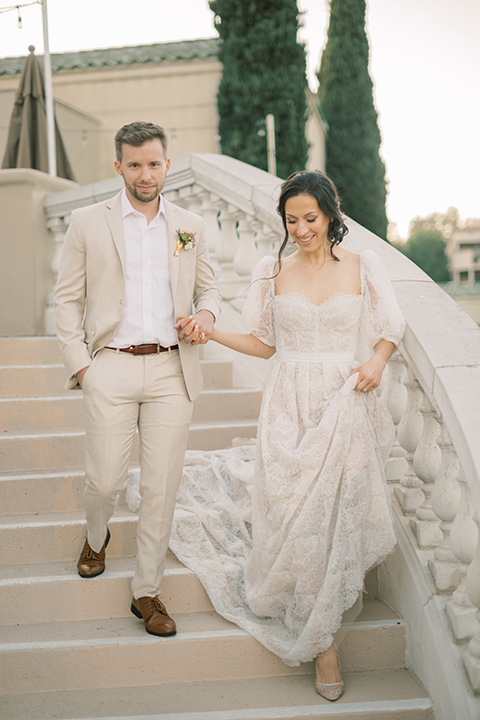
left=174, top=229, right=196, bottom=256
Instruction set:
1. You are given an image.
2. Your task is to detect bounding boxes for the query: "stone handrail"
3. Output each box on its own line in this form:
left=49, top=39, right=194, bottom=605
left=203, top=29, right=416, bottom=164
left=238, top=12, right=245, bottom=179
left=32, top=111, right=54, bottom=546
left=44, top=153, right=480, bottom=720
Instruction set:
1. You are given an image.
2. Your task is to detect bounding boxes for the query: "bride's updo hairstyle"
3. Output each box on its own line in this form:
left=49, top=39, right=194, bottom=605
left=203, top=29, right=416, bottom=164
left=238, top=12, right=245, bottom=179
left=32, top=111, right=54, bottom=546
left=276, top=170, right=349, bottom=269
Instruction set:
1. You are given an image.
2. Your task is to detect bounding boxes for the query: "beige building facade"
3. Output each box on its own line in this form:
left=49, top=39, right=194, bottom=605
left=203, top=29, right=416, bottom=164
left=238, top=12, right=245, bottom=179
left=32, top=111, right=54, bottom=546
left=447, top=219, right=480, bottom=284
left=439, top=219, right=480, bottom=324
left=0, top=38, right=326, bottom=185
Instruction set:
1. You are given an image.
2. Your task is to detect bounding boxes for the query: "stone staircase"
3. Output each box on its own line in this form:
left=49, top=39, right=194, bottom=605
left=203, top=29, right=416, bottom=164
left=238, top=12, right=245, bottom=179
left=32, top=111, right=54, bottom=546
left=0, top=337, right=435, bottom=720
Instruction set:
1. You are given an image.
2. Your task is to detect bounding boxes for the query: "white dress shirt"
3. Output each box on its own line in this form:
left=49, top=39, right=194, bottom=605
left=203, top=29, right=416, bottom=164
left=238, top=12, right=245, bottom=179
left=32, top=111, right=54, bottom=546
left=109, top=191, right=178, bottom=348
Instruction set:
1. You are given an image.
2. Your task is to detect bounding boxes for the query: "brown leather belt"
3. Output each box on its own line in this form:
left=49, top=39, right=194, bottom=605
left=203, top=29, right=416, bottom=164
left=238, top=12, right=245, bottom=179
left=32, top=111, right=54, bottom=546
left=105, top=343, right=178, bottom=356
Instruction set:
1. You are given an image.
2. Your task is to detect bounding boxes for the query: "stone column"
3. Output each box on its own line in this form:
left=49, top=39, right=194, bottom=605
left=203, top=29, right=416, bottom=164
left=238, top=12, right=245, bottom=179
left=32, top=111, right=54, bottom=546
left=216, top=201, right=241, bottom=300
left=395, top=366, right=424, bottom=513
left=428, top=425, right=461, bottom=593
left=44, top=215, right=69, bottom=335
left=199, top=191, right=221, bottom=263
left=463, top=512, right=480, bottom=693
left=447, top=474, right=479, bottom=641
left=381, top=351, right=407, bottom=483
left=231, top=210, right=257, bottom=309
left=410, top=399, right=443, bottom=548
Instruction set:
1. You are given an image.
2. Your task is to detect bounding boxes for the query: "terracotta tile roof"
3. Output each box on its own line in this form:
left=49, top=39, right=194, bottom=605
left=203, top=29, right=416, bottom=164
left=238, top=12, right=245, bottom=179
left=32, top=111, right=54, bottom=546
left=0, top=37, right=220, bottom=76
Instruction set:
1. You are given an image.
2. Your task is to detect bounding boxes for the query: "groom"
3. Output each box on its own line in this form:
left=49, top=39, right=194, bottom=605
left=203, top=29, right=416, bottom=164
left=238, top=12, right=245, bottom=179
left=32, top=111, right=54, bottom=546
left=54, top=121, right=221, bottom=636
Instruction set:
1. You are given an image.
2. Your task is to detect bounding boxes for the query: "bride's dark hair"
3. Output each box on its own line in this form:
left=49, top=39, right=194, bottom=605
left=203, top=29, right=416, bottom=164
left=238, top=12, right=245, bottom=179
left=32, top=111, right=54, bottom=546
left=276, top=170, right=349, bottom=270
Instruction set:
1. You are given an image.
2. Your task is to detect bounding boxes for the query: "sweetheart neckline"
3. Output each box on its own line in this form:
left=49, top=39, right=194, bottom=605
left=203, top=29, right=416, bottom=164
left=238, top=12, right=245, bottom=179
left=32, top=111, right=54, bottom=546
left=274, top=291, right=362, bottom=309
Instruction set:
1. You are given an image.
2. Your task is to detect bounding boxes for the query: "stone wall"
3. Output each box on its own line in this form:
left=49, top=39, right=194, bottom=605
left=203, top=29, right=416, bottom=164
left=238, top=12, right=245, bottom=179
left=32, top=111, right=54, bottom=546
left=0, top=169, right=76, bottom=335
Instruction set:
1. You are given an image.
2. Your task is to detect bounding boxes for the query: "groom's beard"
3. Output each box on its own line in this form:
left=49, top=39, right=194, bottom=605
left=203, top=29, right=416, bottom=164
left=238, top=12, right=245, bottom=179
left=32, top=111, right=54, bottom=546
left=124, top=179, right=163, bottom=203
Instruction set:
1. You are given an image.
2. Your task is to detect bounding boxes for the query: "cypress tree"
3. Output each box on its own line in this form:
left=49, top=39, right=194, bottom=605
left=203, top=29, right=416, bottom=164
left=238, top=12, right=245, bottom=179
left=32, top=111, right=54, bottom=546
left=209, top=0, right=308, bottom=179
left=317, top=0, right=388, bottom=239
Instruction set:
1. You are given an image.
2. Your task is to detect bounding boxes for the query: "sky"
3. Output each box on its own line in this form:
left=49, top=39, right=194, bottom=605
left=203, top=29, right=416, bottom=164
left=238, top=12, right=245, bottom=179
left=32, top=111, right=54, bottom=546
left=1, top=0, right=479, bottom=238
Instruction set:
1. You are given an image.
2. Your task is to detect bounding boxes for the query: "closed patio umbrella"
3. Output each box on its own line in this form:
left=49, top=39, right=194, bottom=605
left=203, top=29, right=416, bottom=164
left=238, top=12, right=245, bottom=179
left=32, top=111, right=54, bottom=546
left=2, top=45, right=75, bottom=181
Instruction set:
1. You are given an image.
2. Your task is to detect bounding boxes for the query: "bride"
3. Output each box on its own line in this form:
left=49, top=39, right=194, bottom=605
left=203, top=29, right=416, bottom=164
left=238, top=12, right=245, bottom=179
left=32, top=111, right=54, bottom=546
left=128, top=170, right=405, bottom=701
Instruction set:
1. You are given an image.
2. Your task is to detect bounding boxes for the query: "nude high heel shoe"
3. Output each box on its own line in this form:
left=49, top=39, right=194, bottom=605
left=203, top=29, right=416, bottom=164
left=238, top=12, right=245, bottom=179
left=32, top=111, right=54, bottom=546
left=315, top=643, right=344, bottom=701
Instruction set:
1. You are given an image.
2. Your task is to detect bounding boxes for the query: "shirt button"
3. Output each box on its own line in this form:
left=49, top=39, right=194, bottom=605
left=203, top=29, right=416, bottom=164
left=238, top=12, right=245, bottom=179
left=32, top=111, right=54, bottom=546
left=120, top=299, right=124, bottom=305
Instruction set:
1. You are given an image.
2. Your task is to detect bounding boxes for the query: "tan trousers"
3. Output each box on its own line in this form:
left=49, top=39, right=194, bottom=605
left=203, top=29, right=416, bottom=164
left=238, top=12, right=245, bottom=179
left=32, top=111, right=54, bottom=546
left=81, top=348, right=193, bottom=599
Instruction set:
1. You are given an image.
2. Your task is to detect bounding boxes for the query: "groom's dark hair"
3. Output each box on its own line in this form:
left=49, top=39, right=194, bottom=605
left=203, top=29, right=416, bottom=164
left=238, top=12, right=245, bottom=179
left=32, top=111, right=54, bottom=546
left=114, top=121, right=168, bottom=161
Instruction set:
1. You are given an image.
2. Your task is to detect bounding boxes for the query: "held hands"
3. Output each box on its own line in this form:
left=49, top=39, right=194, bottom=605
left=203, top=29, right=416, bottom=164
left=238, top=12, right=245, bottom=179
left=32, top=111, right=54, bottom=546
left=174, top=309, right=215, bottom=345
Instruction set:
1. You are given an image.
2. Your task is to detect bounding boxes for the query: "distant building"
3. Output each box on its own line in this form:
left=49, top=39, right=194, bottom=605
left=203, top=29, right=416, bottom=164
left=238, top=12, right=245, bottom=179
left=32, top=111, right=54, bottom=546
left=441, top=219, right=480, bottom=324
left=0, top=39, right=326, bottom=185
left=447, top=219, right=480, bottom=284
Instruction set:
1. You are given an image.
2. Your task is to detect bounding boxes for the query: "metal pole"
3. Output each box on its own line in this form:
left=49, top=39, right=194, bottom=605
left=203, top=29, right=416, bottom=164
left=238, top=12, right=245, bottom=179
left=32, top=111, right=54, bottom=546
left=266, top=113, right=276, bottom=176
left=41, top=0, right=56, bottom=176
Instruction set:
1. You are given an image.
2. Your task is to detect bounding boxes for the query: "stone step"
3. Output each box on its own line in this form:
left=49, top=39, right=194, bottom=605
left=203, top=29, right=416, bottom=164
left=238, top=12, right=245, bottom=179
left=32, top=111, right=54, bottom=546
left=0, top=669, right=434, bottom=720
left=0, top=336, right=62, bottom=366
left=0, top=468, right=91, bottom=515
left=0, top=358, right=234, bottom=398
left=0, top=510, right=138, bottom=566
left=1, top=387, right=262, bottom=431
left=0, top=604, right=406, bottom=695
left=0, top=419, right=257, bottom=472
left=0, top=555, right=214, bottom=626
left=0, top=553, right=382, bottom=628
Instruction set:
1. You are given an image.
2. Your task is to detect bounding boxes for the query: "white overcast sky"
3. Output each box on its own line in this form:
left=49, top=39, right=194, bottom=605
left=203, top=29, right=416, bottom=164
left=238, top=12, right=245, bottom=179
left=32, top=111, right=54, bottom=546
left=1, top=0, right=479, bottom=237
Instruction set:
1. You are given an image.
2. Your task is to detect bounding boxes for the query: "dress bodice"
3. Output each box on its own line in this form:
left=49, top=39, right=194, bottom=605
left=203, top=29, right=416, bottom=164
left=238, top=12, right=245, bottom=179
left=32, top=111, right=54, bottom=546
left=272, top=293, right=362, bottom=355
left=242, top=250, right=406, bottom=354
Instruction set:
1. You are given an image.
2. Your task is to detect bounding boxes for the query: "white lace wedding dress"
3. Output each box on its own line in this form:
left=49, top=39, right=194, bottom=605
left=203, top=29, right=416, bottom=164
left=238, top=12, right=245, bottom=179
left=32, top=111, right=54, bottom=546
left=127, top=249, right=406, bottom=666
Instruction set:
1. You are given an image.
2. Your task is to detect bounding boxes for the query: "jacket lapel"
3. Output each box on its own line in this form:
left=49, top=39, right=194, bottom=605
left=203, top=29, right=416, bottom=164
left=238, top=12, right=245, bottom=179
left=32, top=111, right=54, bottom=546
left=104, top=192, right=126, bottom=275
left=164, top=198, right=180, bottom=295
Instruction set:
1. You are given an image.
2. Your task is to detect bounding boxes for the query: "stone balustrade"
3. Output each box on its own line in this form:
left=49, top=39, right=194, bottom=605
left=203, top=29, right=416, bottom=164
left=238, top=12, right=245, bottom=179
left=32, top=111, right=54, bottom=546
left=43, top=153, right=480, bottom=720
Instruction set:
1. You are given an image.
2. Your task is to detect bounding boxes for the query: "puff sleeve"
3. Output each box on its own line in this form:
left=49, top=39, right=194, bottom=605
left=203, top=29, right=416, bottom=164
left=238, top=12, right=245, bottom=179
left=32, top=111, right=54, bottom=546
left=360, top=250, right=406, bottom=348
left=241, top=255, right=276, bottom=347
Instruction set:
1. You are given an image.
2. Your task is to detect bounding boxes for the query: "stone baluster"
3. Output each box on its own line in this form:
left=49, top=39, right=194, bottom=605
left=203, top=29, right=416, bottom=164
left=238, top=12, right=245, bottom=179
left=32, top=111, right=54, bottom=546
left=199, top=192, right=221, bottom=261
left=163, top=188, right=180, bottom=205
left=446, top=474, right=479, bottom=641
left=44, top=215, right=69, bottom=335
left=180, top=184, right=202, bottom=215
left=394, top=366, right=424, bottom=514
left=463, top=512, right=480, bottom=693
left=231, top=211, right=257, bottom=309
left=427, top=425, right=461, bottom=593
left=252, top=221, right=276, bottom=262
left=174, top=185, right=194, bottom=210
left=267, top=227, right=283, bottom=257
left=216, top=201, right=241, bottom=300
left=380, top=351, right=407, bottom=483
left=410, top=399, right=443, bottom=548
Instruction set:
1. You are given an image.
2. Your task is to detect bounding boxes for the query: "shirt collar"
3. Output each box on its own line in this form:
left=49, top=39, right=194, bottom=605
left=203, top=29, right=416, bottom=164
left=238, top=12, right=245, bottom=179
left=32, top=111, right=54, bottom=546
left=121, top=189, right=165, bottom=220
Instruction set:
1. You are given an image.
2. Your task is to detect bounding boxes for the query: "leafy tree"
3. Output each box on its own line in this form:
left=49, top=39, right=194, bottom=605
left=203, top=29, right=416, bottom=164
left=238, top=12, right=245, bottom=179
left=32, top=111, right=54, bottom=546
left=396, top=228, right=450, bottom=282
left=209, top=0, right=309, bottom=179
left=317, top=0, right=388, bottom=239
left=409, top=206, right=459, bottom=241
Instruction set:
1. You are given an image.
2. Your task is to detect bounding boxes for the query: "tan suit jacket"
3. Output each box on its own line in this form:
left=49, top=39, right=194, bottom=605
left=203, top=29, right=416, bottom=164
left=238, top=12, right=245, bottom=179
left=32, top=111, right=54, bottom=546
left=54, top=191, right=221, bottom=401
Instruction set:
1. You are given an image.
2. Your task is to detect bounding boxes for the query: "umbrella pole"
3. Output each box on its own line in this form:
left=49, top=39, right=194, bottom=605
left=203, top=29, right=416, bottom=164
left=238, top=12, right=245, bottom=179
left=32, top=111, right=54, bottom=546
left=41, top=0, right=56, bottom=176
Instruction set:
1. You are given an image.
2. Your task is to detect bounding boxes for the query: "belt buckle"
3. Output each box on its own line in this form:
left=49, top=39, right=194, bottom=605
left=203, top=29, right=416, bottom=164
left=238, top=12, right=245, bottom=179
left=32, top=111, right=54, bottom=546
left=156, top=343, right=161, bottom=355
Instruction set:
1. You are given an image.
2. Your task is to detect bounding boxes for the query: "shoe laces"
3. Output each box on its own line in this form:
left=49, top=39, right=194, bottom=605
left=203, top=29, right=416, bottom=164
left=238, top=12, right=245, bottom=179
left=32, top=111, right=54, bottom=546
left=83, top=545, right=101, bottom=561
left=146, top=597, right=167, bottom=615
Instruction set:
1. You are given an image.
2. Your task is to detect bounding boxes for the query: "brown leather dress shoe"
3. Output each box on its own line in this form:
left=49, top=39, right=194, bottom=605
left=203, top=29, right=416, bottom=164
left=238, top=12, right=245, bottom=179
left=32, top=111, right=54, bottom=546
left=131, top=596, right=177, bottom=636
left=77, top=528, right=111, bottom=578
